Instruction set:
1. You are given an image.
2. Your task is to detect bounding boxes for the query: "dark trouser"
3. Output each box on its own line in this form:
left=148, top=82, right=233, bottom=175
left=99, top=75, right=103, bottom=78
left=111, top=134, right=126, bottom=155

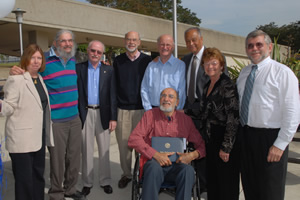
left=142, top=159, right=195, bottom=200
left=206, top=125, right=240, bottom=200
left=191, top=117, right=207, bottom=193
left=241, top=126, right=288, bottom=200
left=185, top=101, right=208, bottom=193
left=48, top=116, right=82, bottom=200
left=10, top=142, right=46, bottom=200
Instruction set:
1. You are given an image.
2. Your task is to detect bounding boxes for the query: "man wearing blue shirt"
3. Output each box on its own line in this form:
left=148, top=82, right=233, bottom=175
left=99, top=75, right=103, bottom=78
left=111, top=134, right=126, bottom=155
left=76, top=40, right=117, bottom=197
left=141, top=34, right=186, bottom=110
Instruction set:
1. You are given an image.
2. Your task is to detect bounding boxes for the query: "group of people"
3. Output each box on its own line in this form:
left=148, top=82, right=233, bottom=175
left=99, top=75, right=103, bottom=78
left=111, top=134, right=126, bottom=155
left=0, top=26, right=299, bottom=200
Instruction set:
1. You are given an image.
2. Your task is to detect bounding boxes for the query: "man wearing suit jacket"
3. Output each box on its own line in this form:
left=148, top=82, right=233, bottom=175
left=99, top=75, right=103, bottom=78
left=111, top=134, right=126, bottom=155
left=182, top=27, right=208, bottom=193
left=76, top=40, right=117, bottom=197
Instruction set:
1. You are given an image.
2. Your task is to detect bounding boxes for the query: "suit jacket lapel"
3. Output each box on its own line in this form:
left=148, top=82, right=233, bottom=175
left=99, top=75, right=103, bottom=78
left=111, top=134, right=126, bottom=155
left=99, top=65, right=106, bottom=98
left=24, top=72, right=42, bottom=108
left=82, top=62, right=89, bottom=99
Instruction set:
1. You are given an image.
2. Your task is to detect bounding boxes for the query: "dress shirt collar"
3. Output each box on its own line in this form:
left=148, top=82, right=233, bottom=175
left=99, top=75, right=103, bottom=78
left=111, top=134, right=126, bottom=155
left=194, top=46, right=205, bottom=61
left=49, top=47, right=57, bottom=57
left=157, top=107, right=177, bottom=122
left=158, top=54, right=176, bottom=65
left=88, top=60, right=101, bottom=70
left=126, top=51, right=141, bottom=61
left=253, top=56, right=271, bottom=71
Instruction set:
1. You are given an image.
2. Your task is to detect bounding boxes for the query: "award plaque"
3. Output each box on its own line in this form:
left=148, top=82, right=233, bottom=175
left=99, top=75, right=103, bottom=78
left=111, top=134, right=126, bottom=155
left=151, top=137, right=186, bottom=162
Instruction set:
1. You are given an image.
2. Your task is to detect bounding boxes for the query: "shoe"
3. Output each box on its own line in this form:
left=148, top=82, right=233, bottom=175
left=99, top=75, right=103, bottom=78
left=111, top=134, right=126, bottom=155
left=81, top=186, right=92, bottom=196
left=118, top=176, right=132, bottom=188
left=100, top=185, right=113, bottom=194
left=64, top=191, right=84, bottom=200
left=200, top=187, right=207, bottom=194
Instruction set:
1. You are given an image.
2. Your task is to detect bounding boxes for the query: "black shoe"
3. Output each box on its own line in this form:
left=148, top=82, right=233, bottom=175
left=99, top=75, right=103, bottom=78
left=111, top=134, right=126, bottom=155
left=100, top=185, right=113, bottom=194
left=81, top=186, right=92, bottom=196
left=118, top=176, right=132, bottom=188
left=200, top=187, right=207, bottom=194
left=64, top=191, right=84, bottom=200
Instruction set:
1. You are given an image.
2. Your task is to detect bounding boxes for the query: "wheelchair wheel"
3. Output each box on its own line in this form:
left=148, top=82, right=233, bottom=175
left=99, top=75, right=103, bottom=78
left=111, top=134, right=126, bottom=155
left=191, top=160, right=201, bottom=200
left=131, top=155, right=142, bottom=200
left=191, top=173, right=201, bottom=199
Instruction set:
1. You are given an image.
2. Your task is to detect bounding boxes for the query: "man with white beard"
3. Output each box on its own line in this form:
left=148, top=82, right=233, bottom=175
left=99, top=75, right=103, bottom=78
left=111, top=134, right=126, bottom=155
left=113, top=31, right=152, bottom=189
left=10, top=29, right=83, bottom=200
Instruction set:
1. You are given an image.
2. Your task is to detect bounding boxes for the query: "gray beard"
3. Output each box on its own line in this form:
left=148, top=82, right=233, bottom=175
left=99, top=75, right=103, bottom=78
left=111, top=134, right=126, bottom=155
left=56, top=44, right=77, bottom=60
left=159, top=105, right=174, bottom=113
left=125, top=46, right=137, bottom=53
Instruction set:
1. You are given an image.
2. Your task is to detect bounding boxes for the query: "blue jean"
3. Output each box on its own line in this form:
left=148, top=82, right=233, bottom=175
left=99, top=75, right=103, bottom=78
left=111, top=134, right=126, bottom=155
left=142, top=159, right=195, bottom=200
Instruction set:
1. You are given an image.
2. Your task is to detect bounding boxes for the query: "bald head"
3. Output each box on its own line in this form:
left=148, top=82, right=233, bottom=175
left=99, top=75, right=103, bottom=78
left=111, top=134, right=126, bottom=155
left=157, top=34, right=174, bottom=63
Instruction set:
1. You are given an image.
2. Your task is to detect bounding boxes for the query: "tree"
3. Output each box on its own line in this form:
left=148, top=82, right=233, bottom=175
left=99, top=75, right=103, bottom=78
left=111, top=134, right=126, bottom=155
left=256, top=21, right=300, bottom=54
left=88, top=0, right=201, bottom=26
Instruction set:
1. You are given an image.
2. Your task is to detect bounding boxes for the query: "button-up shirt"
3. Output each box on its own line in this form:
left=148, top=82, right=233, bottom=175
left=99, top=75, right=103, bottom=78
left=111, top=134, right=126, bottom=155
left=128, top=108, right=206, bottom=160
left=87, top=61, right=100, bottom=105
left=141, top=55, right=186, bottom=110
left=237, top=56, right=300, bottom=150
left=186, top=46, right=204, bottom=98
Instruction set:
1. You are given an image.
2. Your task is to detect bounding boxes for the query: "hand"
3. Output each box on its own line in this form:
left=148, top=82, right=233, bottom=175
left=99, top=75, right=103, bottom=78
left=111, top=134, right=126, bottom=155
left=153, top=152, right=174, bottom=166
left=101, top=60, right=110, bottom=65
left=176, top=151, right=199, bottom=164
left=109, top=120, right=117, bottom=132
left=219, top=149, right=230, bottom=163
left=10, top=65, right=25, bottom=75
left=267, top=145, right=284, bottom=162
left=152, top=56, right=159, bottom=63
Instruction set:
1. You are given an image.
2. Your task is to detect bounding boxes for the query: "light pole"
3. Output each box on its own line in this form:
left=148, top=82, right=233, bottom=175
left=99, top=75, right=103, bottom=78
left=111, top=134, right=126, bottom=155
left=12, top=8, right=26, bottom=56
left=172, top=0, right=177, bottom=58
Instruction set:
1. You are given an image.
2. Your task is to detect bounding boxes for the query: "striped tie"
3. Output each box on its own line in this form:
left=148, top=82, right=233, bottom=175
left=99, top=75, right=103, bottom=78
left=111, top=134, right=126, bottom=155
left=240, top=65, right=258, bottom=126
left=188, top=56, right=197, bottom=104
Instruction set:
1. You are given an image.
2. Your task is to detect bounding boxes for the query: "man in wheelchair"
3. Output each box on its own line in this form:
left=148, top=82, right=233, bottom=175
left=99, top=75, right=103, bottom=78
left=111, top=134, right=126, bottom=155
left=128, top=87, right=206, bottom=200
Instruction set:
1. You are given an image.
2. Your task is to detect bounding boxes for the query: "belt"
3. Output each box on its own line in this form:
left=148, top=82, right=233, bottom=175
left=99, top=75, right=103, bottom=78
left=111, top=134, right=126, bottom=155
left=87, top=105, right=100, bottom=109
left=243, top=125, right=279, bottom=131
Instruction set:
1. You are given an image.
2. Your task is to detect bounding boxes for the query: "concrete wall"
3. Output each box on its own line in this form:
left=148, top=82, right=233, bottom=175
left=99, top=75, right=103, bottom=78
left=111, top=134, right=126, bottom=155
left=0, top=0, right=289, bottom=67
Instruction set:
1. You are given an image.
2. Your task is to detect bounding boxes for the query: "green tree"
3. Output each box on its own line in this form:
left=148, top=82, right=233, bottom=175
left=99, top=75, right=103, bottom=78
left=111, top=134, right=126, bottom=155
left=256, top=21, right=300, bottom=54
left=88, top=0, right=201, bottom=26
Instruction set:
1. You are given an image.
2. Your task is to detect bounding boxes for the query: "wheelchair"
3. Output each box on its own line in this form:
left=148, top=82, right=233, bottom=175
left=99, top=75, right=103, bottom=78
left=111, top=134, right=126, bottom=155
left=131, top=145, right=201, bottom=200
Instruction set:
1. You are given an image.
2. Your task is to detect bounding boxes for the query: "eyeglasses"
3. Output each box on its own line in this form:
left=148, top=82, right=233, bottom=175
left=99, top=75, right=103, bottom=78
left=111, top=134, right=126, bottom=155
left=203, top=61, right=219, bottom=67
left=90, top=49, right=103, bottom=55
left=59, top=39, right=73, bottom=44
left=247, top=42, right=264, bottom=49
left=160, top=94, right=175, bottom=99
left=125, top=38, right=139, bottom=42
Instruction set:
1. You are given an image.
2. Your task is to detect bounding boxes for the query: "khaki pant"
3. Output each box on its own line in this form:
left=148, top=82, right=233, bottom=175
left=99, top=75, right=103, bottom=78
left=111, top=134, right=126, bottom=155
left=48, top=116, right=82, bottom=200
left=81, top=108, right=111, bottom=187
left=115, top=108, right=144, bottom=178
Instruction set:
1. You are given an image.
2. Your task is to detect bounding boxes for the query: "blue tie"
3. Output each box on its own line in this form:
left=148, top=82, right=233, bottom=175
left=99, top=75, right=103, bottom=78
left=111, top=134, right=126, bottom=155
left=240, top=65, right=258, bottom=126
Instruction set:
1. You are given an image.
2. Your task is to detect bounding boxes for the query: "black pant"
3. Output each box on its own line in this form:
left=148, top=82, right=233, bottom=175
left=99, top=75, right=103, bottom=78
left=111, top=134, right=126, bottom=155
left=10, top=144, right=46, bottom=200
left=206, top=125, right=240, bottom=200
left=185, top=103, right=208, bottom=193
left=241, top=126, right=288, bottom=200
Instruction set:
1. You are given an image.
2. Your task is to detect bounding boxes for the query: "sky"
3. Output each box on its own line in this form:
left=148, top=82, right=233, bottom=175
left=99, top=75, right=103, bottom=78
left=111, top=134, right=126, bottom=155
left=75, top=0, right=300, bottom=37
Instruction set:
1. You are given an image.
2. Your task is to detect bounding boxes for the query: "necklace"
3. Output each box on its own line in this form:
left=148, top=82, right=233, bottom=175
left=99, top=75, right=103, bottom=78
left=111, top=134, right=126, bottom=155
left=32, top=78, right=38, bottom=84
